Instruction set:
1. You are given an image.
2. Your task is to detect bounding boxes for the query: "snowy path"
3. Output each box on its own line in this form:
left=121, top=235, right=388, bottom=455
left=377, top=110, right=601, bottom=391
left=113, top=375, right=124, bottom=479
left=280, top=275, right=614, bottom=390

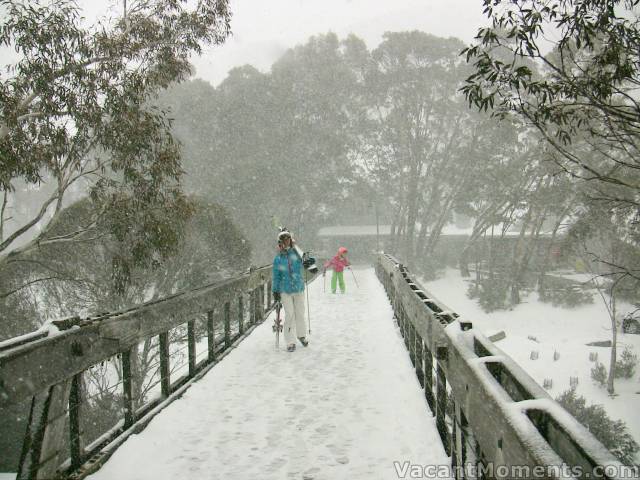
left=88, top=267, right=450, bottom=480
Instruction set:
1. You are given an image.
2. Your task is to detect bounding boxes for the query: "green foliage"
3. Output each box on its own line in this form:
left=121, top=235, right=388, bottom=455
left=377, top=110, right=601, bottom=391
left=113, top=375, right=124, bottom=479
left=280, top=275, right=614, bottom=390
left=158, top=34, right=366, bottom=263
left=462, top=0, right=640, bottom=263
left=539, top=282, right=594, bottom=308
left=0, top=0, right=231, bottom=299
left=557, top=388, right=639, bottom=465
left=614, top=347, right=638, bottom=379
left=469, top=277, right=510, bottom=312
left=590, top=361, right=608, bottom=387
left=0, top=197, right=249, bottom=338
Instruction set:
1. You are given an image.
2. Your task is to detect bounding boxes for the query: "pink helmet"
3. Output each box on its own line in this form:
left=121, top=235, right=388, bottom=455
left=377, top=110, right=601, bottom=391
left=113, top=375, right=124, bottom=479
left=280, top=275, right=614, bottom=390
left=338, top=247, right=348, bottom=255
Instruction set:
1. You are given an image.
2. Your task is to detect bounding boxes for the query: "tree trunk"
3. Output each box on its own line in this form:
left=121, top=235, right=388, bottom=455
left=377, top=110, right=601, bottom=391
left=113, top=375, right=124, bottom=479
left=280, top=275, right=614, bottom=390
left=509, top=206, right=533, bottom=306
left=458, top=200, right=511, bottom=278
left=607, top=278, right=618, bottom=395
left=423, top=191, right=457, bottom=258
left=537, top=210, right=569, bottom=300
left=512, top=206, right=549, bottom=303
left=404, top=160, right=421, bottom=266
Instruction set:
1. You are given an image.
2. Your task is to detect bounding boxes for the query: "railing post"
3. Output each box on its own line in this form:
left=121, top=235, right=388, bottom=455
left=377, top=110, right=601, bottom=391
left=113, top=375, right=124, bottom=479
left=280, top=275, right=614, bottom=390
left=424, top=345, right=435, bottom=414
left=254, top=288, right=261, bottom=324
left=460, top=410, right=479, bottom=479
left=452, top=402, right=468, bottom=480
left=238, top=296, right=244, bottom=335
left=436, top=345, right=450, bottom=455
left=121, top=349, right=135, bottom=428
left=250, top=289, right=256, bottom=325
left=415, top=334, right=424, bottom=388
left=451, top=399, right=459, bottom=478
left=69, top=373, right=83, bottom=470
left=402, top=309, right=409, bottom=349
left=207, top=310, right=216, bottom=362
left=159, top=332, right=170, bottom=397
left=17, top=381, right=72, bottom=480
left=224, top=302, right=231, bottom=348
left=259, top=284, right=266, bottom=319
left=409, top=323, right=416, bottom=367
left=187, top=320, right=196, bottom=377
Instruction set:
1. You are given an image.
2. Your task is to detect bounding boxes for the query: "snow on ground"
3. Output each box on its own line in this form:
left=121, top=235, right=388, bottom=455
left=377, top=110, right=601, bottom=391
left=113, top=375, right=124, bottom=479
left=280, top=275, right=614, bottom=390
left=87, top=268, right=450, bottom=480
left=422, top=268, right=640, bottom=455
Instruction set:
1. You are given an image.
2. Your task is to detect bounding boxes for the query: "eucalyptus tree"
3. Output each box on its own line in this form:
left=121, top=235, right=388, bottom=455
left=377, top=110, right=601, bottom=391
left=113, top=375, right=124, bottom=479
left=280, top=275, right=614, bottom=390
left=365, top=32, right=473, bottom=266
left=462, top=0, right=640, bottom=279
left=0, top=0, right=231, bottom=300
left=268, top=33, right=362, bottom=230
left=156, top=79, right=221, bottom=196
left=0, top=195, right=249, bottom=340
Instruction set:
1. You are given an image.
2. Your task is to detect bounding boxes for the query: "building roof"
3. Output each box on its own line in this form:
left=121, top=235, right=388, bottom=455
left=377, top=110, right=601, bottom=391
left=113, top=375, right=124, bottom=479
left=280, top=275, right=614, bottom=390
left=317, top=225, right=392, bottom=236
left=317, top=224, right=562, bottom=237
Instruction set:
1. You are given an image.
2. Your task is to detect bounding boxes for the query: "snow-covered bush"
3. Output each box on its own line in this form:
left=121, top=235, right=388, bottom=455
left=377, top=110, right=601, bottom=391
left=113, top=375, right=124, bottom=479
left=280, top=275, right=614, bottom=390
left=547, top=285, right=594, bottom=308
left=538, top=276, right=593, bottom=308
left=469, top=278, right=509, bottom=312
left=590, top=362, right=607, bottom=387
left=556, top=388, right=639, bottom=465
left=614, top=347, right=638, bottom=379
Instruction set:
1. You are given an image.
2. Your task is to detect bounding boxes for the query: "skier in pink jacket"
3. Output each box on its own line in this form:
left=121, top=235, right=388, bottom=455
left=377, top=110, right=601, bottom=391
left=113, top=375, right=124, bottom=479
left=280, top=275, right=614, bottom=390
left=323, top=247, right=350, bottom=294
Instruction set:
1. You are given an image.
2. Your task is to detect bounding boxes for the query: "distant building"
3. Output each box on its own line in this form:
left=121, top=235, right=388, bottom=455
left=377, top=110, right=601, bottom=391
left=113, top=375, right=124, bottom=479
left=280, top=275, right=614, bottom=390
left=316, top=224, right=567, bottom=268
left=316, top=225, right=391, bottom=263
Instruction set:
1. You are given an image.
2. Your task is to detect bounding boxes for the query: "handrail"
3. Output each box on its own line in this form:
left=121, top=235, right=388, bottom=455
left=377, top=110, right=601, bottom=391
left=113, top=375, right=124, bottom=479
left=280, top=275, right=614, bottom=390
left=0, top=264, right=275, bottom=480
left=376, top=253, right=628, bottom=480
left=0, top=265, right=271, bottom=406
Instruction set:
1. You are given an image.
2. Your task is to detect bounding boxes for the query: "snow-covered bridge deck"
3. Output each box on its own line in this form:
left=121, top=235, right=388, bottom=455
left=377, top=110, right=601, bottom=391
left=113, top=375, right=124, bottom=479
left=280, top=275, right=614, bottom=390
left=87, top=268, right=449, bottom=480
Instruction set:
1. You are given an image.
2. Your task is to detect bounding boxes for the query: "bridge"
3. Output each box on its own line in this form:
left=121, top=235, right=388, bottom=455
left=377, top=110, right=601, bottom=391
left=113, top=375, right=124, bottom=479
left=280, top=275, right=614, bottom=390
left=0, top=255, right=627, bottom=480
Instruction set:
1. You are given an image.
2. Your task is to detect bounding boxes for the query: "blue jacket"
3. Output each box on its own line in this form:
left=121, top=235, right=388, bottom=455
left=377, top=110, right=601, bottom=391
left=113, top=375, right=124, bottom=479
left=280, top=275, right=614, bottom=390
left=272, top=248, right=305, bottom=294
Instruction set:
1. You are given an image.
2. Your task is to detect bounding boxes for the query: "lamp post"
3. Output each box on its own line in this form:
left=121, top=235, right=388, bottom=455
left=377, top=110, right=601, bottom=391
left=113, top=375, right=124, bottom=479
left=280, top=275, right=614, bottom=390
left=375, top=200, right=380, bottom=253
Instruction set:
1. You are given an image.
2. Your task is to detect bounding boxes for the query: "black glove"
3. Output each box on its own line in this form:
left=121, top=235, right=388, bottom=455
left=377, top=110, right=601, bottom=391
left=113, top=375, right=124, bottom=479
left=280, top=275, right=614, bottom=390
left=303, top=258, right=314, bottom=268
left=273, top=291, right=281, bottom=302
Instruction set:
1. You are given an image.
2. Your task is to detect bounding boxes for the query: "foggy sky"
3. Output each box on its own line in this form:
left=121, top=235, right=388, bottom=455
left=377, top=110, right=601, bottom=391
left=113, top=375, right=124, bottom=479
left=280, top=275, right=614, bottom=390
left=0, top=1, right=490, bottom=87
left=192, top=0, right=490, bottom=86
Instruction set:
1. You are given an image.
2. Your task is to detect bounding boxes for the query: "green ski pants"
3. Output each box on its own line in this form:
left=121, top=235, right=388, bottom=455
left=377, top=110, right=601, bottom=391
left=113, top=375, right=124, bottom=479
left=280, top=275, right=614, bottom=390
left=331, top=270, right=345, bottom=293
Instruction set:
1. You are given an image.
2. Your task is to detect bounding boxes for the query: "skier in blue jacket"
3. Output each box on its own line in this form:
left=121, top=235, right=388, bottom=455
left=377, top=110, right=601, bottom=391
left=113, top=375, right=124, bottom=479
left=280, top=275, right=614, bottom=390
left=272, top=229, right=310, bottom=352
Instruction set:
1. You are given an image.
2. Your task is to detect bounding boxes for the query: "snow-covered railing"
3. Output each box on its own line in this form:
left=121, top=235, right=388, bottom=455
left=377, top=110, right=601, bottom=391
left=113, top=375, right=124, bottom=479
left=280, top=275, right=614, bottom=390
left=376, top=254, right=629, bottom=480
left=0, top=265, right=275, bottom=480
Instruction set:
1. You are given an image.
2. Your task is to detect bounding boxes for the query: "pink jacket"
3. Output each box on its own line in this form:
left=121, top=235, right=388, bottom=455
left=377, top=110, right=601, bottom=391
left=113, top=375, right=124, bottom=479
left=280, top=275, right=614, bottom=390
left=324, top=255, right=350, bottom=273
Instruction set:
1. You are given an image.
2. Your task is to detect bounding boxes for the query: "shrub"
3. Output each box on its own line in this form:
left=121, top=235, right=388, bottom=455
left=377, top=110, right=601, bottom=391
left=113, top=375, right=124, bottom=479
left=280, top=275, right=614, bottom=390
left=614, top=347, right=638, bottom=379
left=473, top=277, right=509, bottom=312
left=557, top=388, right=639, bottom=465
left=548, top=286, right=594, bottom=308
left=590, top=362, right=607, bottom=387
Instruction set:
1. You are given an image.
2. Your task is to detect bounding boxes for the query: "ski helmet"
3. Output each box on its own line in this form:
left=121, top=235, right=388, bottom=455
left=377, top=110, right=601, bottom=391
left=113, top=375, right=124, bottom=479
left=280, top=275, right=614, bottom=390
left=338, top=247, right=348, bottom=255
left=278, top=229, right=292, bottom=241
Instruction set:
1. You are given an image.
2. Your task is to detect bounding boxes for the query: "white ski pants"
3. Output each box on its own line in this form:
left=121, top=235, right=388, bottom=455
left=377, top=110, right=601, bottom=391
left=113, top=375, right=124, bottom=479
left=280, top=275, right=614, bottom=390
left=281, top=291, right=308, bottom=345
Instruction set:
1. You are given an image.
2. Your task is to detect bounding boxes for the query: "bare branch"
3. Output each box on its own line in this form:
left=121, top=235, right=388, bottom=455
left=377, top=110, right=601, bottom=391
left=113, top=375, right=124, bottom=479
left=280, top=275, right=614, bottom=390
left=0, top=192, right=59, bottom=255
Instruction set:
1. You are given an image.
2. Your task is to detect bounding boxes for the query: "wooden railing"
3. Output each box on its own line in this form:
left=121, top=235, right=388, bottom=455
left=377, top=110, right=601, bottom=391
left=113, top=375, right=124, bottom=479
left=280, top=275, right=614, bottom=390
left=0, top=265, right=274, bottom=480
left=376, top=254, right=629, bottom=480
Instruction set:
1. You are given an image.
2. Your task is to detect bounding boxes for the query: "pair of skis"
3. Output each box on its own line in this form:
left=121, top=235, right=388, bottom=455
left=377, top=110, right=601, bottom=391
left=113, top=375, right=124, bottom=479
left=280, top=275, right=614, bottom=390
left=272, top=301, right=283, bottom=348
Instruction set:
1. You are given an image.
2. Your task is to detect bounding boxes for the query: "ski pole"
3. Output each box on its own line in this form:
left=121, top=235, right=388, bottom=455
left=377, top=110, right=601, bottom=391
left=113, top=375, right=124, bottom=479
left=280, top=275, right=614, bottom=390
left=348, top=267, right=359, bottom=288
left=305, top=272, right=311, bottom=334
